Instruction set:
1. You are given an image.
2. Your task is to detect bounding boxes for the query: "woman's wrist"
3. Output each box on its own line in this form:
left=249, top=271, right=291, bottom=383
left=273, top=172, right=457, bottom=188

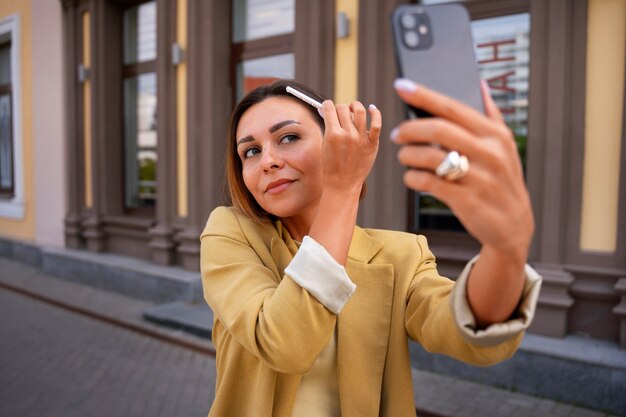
left=481, top=243, right=528, bottom=270
left=308, top=189, right=360, bottom=265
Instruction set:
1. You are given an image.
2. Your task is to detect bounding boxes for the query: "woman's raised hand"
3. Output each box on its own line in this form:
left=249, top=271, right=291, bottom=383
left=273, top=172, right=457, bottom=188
left=320, top=100, right=381, bottom=198
left=391, top=79, right=533, bottom=262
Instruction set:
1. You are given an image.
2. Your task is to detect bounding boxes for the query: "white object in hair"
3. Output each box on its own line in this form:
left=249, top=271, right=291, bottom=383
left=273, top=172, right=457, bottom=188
left=286, top=86, right=323, bottom=109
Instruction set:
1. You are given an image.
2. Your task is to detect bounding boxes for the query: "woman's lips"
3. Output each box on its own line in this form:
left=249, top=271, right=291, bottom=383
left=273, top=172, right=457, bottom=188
left=265, top=179, right=295, bottom=194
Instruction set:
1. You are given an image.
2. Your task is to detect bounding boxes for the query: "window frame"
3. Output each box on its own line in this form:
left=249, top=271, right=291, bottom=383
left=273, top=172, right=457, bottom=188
left=0, top=14, right=23, bottom=219
left=0, top=57, right=14, bottom=197
left=121, top=0, right=159, bottom=215
left=229, top=1, right=295, bottom=106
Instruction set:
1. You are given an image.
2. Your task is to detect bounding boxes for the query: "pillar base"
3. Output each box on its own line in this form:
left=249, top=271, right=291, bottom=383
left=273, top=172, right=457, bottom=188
left=530, top=264, right=575, bottom=338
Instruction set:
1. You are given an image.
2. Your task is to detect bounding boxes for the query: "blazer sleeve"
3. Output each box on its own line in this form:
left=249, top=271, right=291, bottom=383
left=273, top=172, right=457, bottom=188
left=450, top=255, right=542, bottom=347
left=200, top=207, right=337, bottom=375
left=404, top=234, right=538, bottom=366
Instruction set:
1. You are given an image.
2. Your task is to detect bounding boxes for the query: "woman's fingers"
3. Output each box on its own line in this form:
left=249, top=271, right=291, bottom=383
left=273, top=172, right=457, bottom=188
left=319, top=99, right=381, bottom=196
left=323, top=99, right=380, bottom=147
left=397, top=145, right=446, bottom=172
left=350, top=101, right=367, bottom=133
left=480, top=80, right=504, bottom=124
left=367, top=104, right=382, bottom=145
left=393, top=78, right=501, bottom=138
left=402, top=169, right=465, bottom=206
left=336, top=103, right=357, bottom=134
left=391, top=118, right=482, bottom=157
left=321, top=100, right=340, bottom=132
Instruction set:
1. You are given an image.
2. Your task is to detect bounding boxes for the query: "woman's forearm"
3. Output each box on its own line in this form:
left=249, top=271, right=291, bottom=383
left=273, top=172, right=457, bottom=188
left=308, top=189, right=361, bottom=266
left=466, top=245, right=527, bottom=327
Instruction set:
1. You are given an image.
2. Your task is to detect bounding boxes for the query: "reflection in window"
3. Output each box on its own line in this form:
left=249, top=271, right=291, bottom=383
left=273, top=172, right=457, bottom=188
left=123, top=2, right=157, bottom=209
left=414, top=13, right=530, bottom=232
left=124, top=74, right=157, bottom=208
left=237, top=53, right=295, bottom=100
left=0, top=42, right=13, bottom=197
left=233, top=0, right=295, bottom=42
left=232, top=0, right=295, bottom=102
left=123, top=2, right=157, bottom=64
left=474, top=14, right=530, bottom=169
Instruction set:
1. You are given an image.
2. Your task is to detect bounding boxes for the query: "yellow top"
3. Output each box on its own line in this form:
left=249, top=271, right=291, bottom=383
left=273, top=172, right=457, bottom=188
left=291, top=329, right=340, bottom=417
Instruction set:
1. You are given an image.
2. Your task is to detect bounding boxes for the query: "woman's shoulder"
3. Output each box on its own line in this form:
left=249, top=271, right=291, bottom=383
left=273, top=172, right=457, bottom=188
left=206, top=205, right=238, bottom=224
left=203, top=206, right=239, bottom=234
left=201, top=206, right=274, bottom=240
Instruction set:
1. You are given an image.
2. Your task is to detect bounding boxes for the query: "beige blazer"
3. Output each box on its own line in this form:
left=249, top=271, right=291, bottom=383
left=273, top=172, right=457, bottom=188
left=200, top=206, right=541, bottom=417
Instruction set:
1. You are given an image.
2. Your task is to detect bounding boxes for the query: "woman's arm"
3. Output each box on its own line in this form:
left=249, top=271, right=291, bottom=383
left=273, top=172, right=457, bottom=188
left=392, top=79, right=534, bottom=326
left=306, top=101, right=381, bottom=265
left=201, top=207, right=338, bottom=374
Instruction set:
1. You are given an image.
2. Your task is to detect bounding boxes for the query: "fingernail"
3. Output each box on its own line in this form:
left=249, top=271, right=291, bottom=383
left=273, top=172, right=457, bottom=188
left=317, top=108, right=324, bottom=118
left=390, top=127, right=399, bottom=142
left=481, top=80, right=491, bottom=94
left=369, top=104, right=377, bottom=110
left=394, top=78, right=418, bottom=93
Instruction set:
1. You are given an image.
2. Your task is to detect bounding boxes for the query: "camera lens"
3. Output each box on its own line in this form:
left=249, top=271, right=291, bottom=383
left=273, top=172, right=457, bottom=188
left=404, top=31, right=419, bottom=48
left=401, top=13, right=417, bottom=29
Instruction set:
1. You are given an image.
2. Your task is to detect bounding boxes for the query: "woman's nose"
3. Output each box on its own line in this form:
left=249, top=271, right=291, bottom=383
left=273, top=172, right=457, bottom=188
left=260, top=147, right=283, bottom=171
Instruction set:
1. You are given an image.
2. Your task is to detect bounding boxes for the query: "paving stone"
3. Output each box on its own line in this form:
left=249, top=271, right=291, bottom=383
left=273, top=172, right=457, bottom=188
left=0, top=287, right=214, bottom=417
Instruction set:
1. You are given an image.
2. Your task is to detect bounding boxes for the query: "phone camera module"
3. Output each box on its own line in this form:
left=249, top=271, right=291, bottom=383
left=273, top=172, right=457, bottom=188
left=401, top=13, right=417, bottom=29
left=404, top=31, right=420, bottom=48
left=399, top=11, right=432, bottom=50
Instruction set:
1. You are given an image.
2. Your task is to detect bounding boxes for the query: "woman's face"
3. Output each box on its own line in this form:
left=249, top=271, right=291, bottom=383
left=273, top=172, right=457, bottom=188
left=236, top=96, right=324, bottom=220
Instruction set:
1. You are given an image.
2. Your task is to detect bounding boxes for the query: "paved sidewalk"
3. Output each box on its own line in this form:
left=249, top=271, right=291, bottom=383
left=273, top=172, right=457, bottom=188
left=0, top=257, right=621, bottom=417
left=0, top=284, right=215, bottom=417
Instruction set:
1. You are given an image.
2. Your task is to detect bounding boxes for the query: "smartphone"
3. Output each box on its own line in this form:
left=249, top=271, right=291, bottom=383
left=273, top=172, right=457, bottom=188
left=390, top=4, right=484, bottom=118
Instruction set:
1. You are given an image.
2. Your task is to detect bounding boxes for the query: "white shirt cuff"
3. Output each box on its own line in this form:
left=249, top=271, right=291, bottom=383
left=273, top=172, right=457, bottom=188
left=284, top=236, right=356, bottom=315
left=451, top=256, right=543, bottom=346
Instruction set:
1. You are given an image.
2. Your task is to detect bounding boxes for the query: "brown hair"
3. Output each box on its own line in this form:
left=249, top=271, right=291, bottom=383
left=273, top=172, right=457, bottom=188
left=226, top=79, right=326, bottom=221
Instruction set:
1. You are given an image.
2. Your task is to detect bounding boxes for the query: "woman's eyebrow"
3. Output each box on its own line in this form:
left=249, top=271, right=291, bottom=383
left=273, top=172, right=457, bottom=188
left=237, top=120, right=301, bottom=148
left=237, top=136, right=254, bottom=148
left=269, top=120, right=300, bottom=133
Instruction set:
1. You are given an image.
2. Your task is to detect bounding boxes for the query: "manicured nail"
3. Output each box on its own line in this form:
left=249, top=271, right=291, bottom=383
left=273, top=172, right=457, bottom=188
left=390, top=127, right=399, bottom=142
left=369, top=104, right=377, bottom=110
left=394, top=78, right=418, bottom=93
left=481, top=80, right=491, bottom=94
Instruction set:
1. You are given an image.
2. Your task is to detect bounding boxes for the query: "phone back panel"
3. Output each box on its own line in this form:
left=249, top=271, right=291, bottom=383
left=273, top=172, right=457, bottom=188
left=391, top=4, right=484, bottom=116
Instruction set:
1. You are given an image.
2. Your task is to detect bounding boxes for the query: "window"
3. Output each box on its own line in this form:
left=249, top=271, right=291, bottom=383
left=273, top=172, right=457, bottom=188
left=0, top=14, right=22, bottom=219
left=123, top=1, right=157, bottom=210
left=411, top=10, right=531, bottom=232
left=0, top=41, right=13, bottom=197
left=232, top=0, right=295, bottom=101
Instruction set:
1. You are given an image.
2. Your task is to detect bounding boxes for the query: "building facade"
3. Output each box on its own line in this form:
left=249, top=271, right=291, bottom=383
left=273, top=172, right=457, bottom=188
left=1, top=0, right=625, bottom=351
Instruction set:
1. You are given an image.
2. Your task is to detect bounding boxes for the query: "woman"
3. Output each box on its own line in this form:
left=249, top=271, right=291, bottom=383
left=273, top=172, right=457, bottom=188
left=200, top=79, right=541, bottom=417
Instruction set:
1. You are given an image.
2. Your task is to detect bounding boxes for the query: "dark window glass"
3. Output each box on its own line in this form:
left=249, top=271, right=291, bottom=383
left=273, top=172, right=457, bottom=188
left=122, top=2, right=157, bottom=209
left=236, top=53, right=295, bottom=100
left=232, top=0, right=295, bottom=42
left=0, top=42, right=13, bottom=197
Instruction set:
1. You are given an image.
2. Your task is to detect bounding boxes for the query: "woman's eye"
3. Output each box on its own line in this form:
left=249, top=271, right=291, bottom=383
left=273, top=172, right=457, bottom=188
left=243, top=147, right=260, bottom=159
left=280, top=134, right=299, bottom=144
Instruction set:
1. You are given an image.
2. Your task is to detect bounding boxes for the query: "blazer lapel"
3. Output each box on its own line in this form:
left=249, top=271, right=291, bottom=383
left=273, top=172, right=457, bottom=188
left=269, top=220, right=299, bottom=280
left=338, top=227, right=394, bottom=417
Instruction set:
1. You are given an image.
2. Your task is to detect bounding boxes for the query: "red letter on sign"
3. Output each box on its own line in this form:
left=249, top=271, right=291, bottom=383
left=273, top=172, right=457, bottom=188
left=477, top=39, right=515, bottom=64
left=486, top=70, right=516, bottom=93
